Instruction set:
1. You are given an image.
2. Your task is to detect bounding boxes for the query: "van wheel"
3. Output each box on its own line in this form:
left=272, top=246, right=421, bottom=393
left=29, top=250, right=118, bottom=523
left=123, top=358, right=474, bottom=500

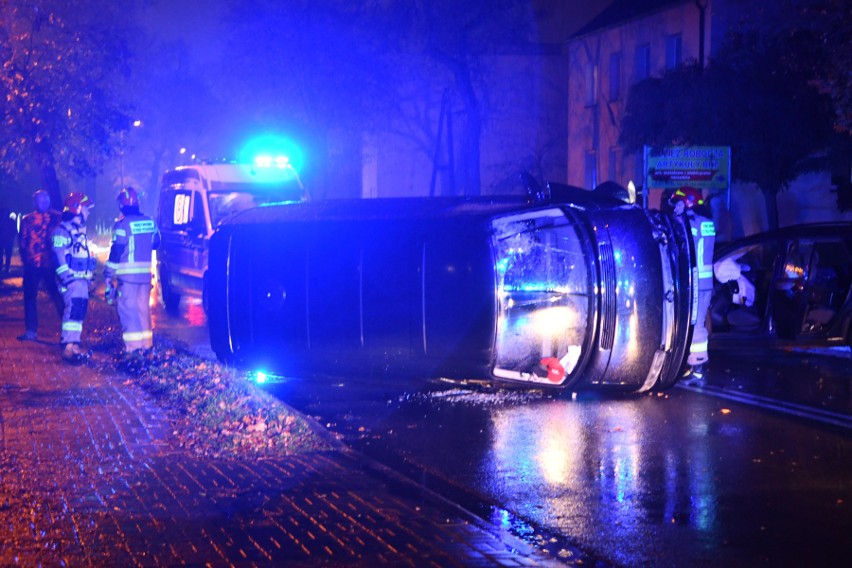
left=160, top=278, right=181, bottom=314
left=202, top=270, right=210, bottom=315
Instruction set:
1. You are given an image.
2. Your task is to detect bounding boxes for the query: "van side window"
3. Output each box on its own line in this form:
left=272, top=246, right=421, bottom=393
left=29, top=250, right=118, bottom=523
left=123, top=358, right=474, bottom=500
left=159, top=189, right=204, bottom=233
left=158, top=190, right=183, bottom=231
left=174, top=192, right=192, bottom=225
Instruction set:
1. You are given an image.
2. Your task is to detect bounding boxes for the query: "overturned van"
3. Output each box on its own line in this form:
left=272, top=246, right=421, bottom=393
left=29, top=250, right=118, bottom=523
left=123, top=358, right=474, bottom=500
left=206, top=184, right=697, bottom=393
left=156, top=163, right=305, bottom=312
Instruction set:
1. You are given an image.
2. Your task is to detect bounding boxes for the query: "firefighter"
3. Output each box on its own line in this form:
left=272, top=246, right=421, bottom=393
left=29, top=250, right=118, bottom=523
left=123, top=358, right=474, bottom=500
left=665, top=186, right=715, bottom=383
left=103, top=187, right=160, bottom=355
left=52, top=192, right=96, bottom=363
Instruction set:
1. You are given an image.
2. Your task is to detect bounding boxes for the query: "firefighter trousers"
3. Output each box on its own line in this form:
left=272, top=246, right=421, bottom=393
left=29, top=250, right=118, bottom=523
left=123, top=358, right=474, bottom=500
left=688, top=287, right=712, bottom=366
left=117, top=281, right=153, bottom=352
left=60, top=278, right=90, bottom=345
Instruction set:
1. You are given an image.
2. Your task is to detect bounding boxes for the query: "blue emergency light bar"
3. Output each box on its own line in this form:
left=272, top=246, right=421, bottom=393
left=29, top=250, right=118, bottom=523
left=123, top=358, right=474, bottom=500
left=253, top=155, right=292, bottom=169
left=239, top=134, right=304, bottom=173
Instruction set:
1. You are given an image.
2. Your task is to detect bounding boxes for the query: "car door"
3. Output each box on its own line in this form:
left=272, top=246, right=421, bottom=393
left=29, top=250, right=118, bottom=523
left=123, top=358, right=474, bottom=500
left=792, top=238, right=852, bottom=339
left=712, top=239, right=780, bottom=336
left=771, top=239, right=815, bottom=339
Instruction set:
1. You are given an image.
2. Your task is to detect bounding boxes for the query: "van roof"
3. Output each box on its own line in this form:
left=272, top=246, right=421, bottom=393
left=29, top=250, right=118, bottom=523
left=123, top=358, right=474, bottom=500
left=162, top=164, right=299, bottom=189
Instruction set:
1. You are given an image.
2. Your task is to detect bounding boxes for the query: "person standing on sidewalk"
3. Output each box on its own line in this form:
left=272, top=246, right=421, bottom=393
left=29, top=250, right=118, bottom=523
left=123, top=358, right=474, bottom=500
left=52, top=192, right=96, bottom=363
left=0, top=205, right=16, bottom=273
left=17, top=190, right=64, bottom=341
left=103, top=187, right=160, bottom=355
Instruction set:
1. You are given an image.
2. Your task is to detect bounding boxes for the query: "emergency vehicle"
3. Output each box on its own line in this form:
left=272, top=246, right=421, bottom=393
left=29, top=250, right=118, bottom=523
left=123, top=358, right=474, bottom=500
left=156, top=161, right=306, bottom=312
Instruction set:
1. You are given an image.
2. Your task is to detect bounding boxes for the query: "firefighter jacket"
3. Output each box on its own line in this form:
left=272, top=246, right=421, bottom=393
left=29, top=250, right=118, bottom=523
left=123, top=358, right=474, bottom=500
left=20, top=209, right=61, bottom=269
left=687, top=210, right=716, bottom=294
left=104, top=212, right=160, bottom=284
left=52, top=218, right=96, bottom=282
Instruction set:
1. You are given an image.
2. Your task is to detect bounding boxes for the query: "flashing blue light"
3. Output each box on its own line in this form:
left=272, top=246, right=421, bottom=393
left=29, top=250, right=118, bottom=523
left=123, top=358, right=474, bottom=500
left=253, top=155, right=292, bottom=169
left=239, top=134, right=304, bottom=174
left=250, top=369, right=287, bottom=384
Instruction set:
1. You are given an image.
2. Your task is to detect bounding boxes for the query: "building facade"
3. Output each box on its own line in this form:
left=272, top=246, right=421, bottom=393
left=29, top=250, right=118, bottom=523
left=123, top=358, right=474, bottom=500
left=566, top=0, right=708, bottom=194
left=566, top=0, right=852, bottom=238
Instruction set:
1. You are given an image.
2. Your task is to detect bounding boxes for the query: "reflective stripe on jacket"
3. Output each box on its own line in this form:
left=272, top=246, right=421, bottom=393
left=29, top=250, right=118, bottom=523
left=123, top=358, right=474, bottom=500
left=104, top=214, right=161, bottom=284
left=688, top=212, right=716, bottom=290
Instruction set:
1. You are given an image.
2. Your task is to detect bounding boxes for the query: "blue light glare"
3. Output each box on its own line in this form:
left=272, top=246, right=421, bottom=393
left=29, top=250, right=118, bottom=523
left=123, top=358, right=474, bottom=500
left=254, top=155, right=291, bottom=168
left=249, top=369, right=286, bottom=384
left=238, top=133, right=304, bottom=173
left=500, top=281, right=576, bottom=293
left=495, top=257, right=509, bottom=274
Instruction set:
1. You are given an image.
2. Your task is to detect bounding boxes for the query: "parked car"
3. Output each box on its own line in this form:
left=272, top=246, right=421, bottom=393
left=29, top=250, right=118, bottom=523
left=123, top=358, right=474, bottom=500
left=205, top=182, right=703, bottom=393
left=710, top=223, right=852, bottom=349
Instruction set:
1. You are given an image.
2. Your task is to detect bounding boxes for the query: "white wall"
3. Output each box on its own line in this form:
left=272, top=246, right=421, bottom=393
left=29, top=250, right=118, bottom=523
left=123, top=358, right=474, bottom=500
left=712, top=172, right=852, bottom=243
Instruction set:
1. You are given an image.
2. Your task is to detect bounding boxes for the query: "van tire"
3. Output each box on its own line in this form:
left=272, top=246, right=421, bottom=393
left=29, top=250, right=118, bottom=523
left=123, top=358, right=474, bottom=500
left=160, top=275, right=181, bottom=314
left=202, top=270, right=210, bottom=315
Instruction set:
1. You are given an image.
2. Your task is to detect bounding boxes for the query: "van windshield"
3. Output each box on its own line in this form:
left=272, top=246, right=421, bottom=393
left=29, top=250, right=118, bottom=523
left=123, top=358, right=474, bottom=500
left=491, top=208, right=592, bottom=385
left=207, top=190, right=294, bottom=227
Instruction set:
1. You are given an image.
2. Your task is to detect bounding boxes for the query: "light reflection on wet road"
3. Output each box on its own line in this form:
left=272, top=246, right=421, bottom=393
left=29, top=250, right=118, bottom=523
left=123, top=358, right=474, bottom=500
left=270, top=364, right=851, bottom=567
left=159, top=303, right=851, bottom=567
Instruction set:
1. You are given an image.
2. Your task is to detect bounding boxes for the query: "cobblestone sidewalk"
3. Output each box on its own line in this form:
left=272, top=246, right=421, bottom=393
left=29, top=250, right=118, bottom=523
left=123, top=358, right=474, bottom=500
left=0, top=276, right=565, bottom=566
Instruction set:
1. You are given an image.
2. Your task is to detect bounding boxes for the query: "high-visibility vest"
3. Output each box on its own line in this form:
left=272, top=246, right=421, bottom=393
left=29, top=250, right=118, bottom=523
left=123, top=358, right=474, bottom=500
left=104, top=213, right=161, bottom=284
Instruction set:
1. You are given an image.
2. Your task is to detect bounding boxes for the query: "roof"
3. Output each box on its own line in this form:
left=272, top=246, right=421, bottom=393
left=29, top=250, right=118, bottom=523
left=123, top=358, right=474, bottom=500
left=161, top=163, right=302, bottom=193
left=570, top=0, right=687, bottom=39
left=716, top=222, right=852, bottom=257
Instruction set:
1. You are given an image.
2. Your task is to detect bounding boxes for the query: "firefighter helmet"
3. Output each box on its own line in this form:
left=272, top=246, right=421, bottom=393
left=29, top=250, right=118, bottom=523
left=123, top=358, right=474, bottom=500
left=667, top=186, right=705, bottom=209
left=117, top=187, right=140, bottom=208
left=63, top=192, right=93, bottom=215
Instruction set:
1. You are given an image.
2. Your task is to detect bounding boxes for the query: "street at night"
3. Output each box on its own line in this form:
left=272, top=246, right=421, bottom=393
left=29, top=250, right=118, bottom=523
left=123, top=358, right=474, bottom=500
left=2, top=0, right=852, bottom=566
left=160, top=301, right=852, bottom=567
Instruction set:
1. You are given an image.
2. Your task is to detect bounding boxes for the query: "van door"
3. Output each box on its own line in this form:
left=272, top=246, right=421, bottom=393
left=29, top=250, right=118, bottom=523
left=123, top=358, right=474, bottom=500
left=157, top=187, right=209, bottom=307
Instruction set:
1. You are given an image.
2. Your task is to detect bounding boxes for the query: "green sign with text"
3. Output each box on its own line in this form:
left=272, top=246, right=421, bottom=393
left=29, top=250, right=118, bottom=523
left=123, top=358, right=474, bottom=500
left=644, top=146, right=730, bottom=190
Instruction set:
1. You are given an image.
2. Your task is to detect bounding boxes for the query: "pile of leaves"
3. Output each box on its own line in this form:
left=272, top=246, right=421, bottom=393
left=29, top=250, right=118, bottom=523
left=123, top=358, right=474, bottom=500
left=85, top=302, right=331, bottom=459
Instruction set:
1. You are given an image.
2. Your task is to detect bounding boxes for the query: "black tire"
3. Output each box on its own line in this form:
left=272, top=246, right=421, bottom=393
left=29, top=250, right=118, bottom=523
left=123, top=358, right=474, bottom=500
left=201, top=270, right=210, bottom=315
left=159, top=271, right=181, bottom=314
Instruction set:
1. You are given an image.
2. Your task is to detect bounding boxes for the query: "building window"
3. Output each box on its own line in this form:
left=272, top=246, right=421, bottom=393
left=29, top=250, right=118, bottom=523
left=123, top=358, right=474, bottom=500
left=666, top=34, right=682, bottom=70
left=608, top=52, right=621, bottom=100
left=608, top=147, right=621, bottom=182
left=584, top=151, right=597, bottom=189
left=635, top=44, right=650, bottom=81
left=585, top=62, right=598, bottom=106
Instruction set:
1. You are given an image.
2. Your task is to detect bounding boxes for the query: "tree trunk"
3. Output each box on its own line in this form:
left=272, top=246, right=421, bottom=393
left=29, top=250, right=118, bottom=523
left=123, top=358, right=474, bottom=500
left=460, top=109, right=482, bottom=196
left=451, top=60, right=482, bottom=196
left=34, top=140, right=63, bottom=210
left=147, top=145, right=168, bottom=214
left=763, top=188, right=780, bottom=231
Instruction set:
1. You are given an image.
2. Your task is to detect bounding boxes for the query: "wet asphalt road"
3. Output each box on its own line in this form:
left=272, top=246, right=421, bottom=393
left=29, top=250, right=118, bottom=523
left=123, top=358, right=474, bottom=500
left=160, top=302, right=852, bottom=567
left=268, top=361, right=851, bottom=567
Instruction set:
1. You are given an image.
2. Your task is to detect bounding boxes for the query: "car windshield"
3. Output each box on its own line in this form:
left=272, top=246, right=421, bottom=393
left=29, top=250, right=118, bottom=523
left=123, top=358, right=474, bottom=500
left=491, top=208, right=591, bottom=385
